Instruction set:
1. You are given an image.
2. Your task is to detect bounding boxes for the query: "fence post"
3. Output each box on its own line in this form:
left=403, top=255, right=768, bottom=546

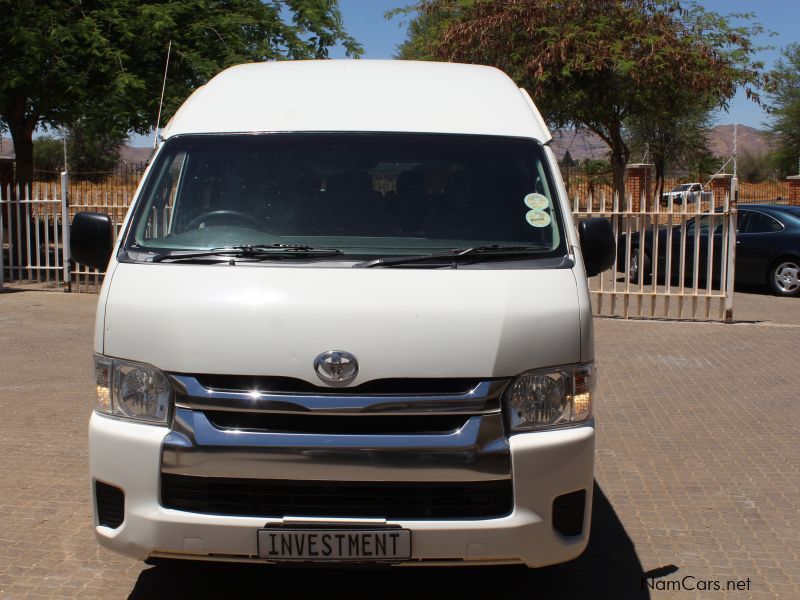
left=724, top=177, right=738, bottom=323
left=61, top=171, right=71, bottom=292
left=0, top=184, right=4, bottom=291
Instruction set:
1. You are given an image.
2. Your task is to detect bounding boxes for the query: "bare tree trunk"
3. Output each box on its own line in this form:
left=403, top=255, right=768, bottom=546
left=7, top=117, right=37, bottom=265
left=654, top=156, right=666, bottom=208
left=9, top=126, right=34, bottom=193
left=607, top=127, right=629, bottom=230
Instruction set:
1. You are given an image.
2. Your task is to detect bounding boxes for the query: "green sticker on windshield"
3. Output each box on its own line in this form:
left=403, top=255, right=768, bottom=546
left=524, top=193, right=549, bottom=211
left=525, top=210, right=551, bottom=228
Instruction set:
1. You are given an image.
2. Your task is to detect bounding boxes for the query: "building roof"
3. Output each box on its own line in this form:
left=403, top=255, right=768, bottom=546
left=161, top=60, right=551, bottom=142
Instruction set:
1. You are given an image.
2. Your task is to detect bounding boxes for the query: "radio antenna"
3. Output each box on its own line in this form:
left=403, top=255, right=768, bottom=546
left=153, top=40, right=172, bottom=150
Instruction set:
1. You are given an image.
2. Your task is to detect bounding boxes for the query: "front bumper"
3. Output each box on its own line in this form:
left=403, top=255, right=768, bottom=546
left=89, top=412, right=594, bottom=568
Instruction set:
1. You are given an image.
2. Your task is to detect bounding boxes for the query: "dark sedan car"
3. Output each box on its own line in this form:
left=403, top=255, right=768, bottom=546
left=617, top=204, right=800, bottom=297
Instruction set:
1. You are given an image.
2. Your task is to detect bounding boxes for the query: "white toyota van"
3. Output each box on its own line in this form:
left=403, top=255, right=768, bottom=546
left=71, top=60, right=615, bottom=568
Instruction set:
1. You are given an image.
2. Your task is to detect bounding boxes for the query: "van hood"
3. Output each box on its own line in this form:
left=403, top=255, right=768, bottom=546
left=102, top=263, right=583, bottom=384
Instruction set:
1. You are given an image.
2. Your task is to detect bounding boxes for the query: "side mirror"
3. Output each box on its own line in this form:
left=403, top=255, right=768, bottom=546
left=71, top=212, right=114, bottom=269
left=578, top=217, right=616, bottom=277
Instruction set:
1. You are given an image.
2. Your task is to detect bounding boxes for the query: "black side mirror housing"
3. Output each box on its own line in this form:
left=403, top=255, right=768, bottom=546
left=578, top=217, right=616, bottom=277
left=71, top=212, right=114, bottom=269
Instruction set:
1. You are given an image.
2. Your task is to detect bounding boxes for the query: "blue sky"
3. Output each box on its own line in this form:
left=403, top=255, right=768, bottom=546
left=329, top=0, right=800, bottom=130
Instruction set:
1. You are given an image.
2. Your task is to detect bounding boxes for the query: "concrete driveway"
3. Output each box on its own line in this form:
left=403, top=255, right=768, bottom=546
left=0, top=286, right=797, bottom=598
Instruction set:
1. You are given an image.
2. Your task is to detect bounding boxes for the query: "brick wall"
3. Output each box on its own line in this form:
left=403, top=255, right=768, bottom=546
left=625, top=164, right=653, bottom=211
left=787, top=176, right=800, bottom=206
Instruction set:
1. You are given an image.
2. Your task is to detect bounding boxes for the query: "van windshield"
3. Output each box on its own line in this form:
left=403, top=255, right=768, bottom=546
left=124, top=133, right=566, bottom=261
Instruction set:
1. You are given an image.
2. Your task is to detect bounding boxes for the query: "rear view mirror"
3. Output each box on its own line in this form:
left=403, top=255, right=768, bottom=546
left=578, top=217, right=615, bottom=277
left=71, top=212, right=114, bottom=269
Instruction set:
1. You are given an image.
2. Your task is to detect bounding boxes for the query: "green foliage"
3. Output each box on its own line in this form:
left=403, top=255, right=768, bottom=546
left=67, top=120, right=126, bottom=181
left=388, top=2, right=470, bottom=60
left=625, top=104, right=714, bottom=196
left=737, top=150, right=777, bottom=184
left=686, top=149, right=722, bottom=183
left=411, top=0, right=765, bottom=198
left=579, top=159, right=612, bottom=197
left=0, top=0, right=362, bottom=186
left=560, top=150, right=575, bottom=168
left=32, top=137, right=65, bottom=179
left=767, top=44, right=800, bottom=176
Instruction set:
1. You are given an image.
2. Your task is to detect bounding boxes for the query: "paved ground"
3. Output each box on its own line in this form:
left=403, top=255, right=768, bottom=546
left=0, top=285, right=798, bottom=598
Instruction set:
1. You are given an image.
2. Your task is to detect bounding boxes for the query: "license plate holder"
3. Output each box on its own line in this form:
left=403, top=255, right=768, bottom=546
left=257, top=527, right=411, bottom=562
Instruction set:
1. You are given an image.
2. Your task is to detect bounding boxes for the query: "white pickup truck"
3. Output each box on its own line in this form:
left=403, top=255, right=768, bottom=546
left=71, top=60, right=616, bottom=569
left=660, top=182, right=712, bottom=206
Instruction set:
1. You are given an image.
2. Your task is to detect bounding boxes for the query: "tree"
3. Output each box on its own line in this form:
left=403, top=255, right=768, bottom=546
left=66, top=120, right=124, bottom=181
left=625, top=104, right=714, bottom=200
left=737, top=150, right=776, bottom=183
left=767, top=43, right=800, bottom=176
left=686, top=150, right=722, bottom=183
left=579, top=159, right=612, bottom=200
left=406, top=0, right=764, bottom=199
left=0, top=0, right=362, bottom=191
left=389, top=3, right=463, bottom=60
left=32, top=136, right=65, bottom=181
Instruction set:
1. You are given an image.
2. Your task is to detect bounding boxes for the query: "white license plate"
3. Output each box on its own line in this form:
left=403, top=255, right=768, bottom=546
left=257, top=528, right=411, bottom=562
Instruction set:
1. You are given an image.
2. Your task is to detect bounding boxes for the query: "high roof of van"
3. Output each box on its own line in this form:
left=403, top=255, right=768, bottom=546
left=160, top=60, right=551, bottom=142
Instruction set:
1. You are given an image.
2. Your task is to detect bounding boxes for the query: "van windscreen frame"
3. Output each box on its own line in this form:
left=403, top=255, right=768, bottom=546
left=120, top=132, right=569, bottom=265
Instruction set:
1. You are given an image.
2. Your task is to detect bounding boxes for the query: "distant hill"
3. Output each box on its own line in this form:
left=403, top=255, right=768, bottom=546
left=551, top=130, right=610, bottom=163
left=550, top=124, right=773, bottom=163
left=708, top=124, right=773, bottom=158
left=119, top=145, right=151, bottom=165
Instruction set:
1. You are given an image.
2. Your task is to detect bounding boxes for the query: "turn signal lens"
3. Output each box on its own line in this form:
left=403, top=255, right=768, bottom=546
left=94, top=355, right=113, bottom=414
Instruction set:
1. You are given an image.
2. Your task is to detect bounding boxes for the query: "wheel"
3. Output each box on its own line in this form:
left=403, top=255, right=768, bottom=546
left=185, top=209, right=263, bottom=230
left=628, top=247, right=651, bottom=284
left=768, top=258, right=800, bottom=297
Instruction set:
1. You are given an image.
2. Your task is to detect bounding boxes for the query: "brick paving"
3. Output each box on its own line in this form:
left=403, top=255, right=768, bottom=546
left=0, top=286, right=798, bottom=598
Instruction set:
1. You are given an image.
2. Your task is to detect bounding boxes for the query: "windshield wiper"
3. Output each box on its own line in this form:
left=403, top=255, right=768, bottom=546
left=151, top=244, right=343, bottom=263
left=353, top=245, right=548, bottom=268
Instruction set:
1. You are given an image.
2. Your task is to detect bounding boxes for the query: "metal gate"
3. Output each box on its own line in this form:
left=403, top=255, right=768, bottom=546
left=1, top=174, right=128, bottom=292
left=0, top=175, right=70, bottom=290
left=572, top=187, right=737, bottom=322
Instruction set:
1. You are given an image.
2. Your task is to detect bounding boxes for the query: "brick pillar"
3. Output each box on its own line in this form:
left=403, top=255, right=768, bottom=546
left=787, top=175, right=800, bottom=206
left=625, top=163, right=653, bottom=211
left=709, top=174, right=734, bottom=205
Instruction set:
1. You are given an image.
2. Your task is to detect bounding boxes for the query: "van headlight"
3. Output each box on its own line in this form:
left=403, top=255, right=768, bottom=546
left=94, top=354, right=173, bottom=424
left=504, top=364, right=594, bottom=432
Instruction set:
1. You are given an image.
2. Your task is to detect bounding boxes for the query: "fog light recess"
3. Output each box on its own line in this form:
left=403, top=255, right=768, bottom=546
left=95, top=481, right=125, bottom=529
left=552, top=489, right=586, bottom=537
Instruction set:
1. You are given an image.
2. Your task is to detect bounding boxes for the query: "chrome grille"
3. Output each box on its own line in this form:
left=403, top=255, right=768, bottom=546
left=161, top=375, right=512, bottom=485
left=204, top=411, right=470, bottom=435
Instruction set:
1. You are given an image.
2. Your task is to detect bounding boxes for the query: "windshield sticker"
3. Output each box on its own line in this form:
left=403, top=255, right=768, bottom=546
left=525, top=210, right=551, bottom=228
left=524, top=193, right=550, bottom=211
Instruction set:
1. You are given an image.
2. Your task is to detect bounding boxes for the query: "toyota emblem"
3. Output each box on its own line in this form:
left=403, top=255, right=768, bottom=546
left=314, top=351, right=358, bottom=384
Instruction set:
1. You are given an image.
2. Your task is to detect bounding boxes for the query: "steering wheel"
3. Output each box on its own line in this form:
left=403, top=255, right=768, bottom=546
left=185, top=210, right=263, bottom=230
